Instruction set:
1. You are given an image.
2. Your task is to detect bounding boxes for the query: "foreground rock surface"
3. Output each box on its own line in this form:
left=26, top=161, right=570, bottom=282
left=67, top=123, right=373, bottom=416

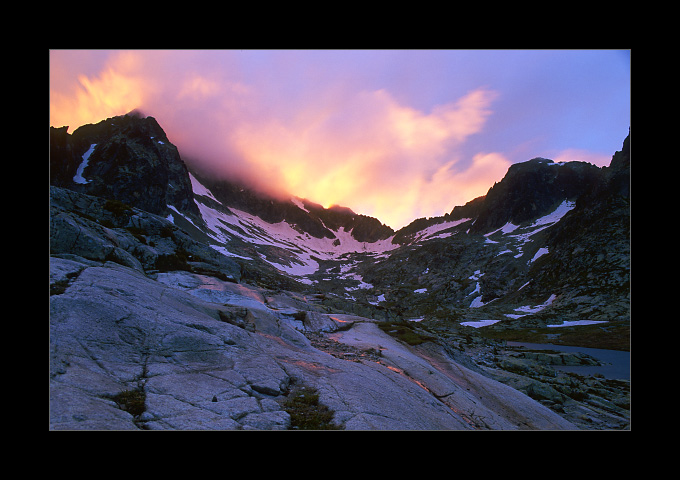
left=50, top=258, right=577, bottom=430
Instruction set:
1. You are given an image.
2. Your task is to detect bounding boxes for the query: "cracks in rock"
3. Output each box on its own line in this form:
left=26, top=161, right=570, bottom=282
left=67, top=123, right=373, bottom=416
left=50, top=266, right=85, bottom=296
left=94, top=348, right=152, bottom=429
left=75, top=339, right=115, bottom=378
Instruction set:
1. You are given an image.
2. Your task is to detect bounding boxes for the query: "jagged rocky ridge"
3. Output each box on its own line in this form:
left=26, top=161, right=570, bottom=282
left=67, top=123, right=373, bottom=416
left=50, top=113, right=630, bottom=429
left=50, top=112, right=198, bottom=218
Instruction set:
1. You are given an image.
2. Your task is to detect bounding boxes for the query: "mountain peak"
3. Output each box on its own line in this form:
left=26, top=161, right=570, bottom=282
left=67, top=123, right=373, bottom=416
left=125, top=108, right=147, bottom=118
left=50, top=113, right=196, bottom=217
left=469, top=157, right=603, bottom=234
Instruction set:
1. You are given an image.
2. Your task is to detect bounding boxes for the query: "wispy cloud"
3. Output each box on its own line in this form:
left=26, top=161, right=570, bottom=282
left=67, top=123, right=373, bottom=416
left=51, top=50, right=623, bottom=229
left=50, top=52, right=146, bottom=130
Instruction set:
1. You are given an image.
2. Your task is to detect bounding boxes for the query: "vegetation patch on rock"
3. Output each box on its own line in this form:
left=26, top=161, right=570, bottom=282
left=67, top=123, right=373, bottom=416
left=110, top=388, right=146, bottom=418
left=282, top=386, right=343, bottom=430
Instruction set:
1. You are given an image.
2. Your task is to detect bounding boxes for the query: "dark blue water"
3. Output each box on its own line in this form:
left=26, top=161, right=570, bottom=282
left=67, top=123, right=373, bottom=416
left=507, top=342, right=630, bottom=380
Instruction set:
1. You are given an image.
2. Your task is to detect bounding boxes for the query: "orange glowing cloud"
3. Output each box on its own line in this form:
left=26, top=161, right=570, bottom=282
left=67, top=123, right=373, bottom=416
left=49, top=50, right=510, bottom=229
left=50, top=51, right=147, bottom=130
left=224, top=87, right=506, bottom=228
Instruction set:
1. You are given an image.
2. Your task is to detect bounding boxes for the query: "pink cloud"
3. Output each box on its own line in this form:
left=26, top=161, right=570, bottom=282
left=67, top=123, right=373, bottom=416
left=50, top=50, right=510, bottom=229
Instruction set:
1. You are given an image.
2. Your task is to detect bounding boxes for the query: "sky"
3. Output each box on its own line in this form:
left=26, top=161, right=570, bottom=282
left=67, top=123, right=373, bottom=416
left=49, top=49, right=630, bottom=230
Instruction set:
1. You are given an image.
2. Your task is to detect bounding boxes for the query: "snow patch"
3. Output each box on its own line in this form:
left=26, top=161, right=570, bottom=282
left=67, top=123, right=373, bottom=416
left=468, top=270, right=484, bottom=281
left=485, top=221, right=519, bottom=237
left=514, top=294, right=557, bottom=314
left=209, top=244, right=252, bottom=260
left=547, top=320, right=608, bottom=328
left=167, top=205, right=201, bottom=230
left=411, top=218, right=470, bottom=242
left=531, top=200, right=576, bottom=228
left=469, top=296, right=487, bottom=308
left=507, top=200, right=576, bottom=243
left=291, top=197, right=309, bottom=213
left=467, top=282, right=481, bottom=297
left=465, top=270, right=487, bottom=307
left=189, top=173, right=220, bottom=203
left=346, top=280, right=374, bottom=291
left=485, top=200, right=576, bottom=245
left=529, top=247, right=549, bottom=264
left=262, top=254, right=320, bottom=278
left=461, top=319, right=501, bottom=328
left=73, top=144, right=97, bottom=184
left=368, top=294, right=387, bottom=306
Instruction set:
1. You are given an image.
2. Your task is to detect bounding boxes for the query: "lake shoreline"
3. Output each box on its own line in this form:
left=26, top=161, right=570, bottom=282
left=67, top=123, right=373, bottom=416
left=506, top=341, right=630, bottom=381
left=476, top=319, right=630, bottom=352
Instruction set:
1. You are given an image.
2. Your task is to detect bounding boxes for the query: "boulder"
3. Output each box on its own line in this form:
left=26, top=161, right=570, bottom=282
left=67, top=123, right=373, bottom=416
left=302, top=312, right=355, bottom=333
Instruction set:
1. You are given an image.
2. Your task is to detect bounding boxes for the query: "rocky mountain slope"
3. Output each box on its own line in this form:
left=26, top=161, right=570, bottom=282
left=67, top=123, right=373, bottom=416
left=50, top=113, right=630, bottom=429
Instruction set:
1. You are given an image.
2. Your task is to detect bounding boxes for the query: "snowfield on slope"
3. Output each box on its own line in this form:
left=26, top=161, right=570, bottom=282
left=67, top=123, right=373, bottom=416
left=482, top=199, right=576, bottom=260
left=410, top=218, right=471, bottom=242
left=188, top=174, right=399, bottom=278
left=185, top=176, right=579, bottom=297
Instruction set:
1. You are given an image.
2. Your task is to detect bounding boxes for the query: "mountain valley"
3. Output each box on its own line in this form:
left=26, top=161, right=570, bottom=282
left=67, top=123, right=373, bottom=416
left=50, top=112, right=630, bottom=430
